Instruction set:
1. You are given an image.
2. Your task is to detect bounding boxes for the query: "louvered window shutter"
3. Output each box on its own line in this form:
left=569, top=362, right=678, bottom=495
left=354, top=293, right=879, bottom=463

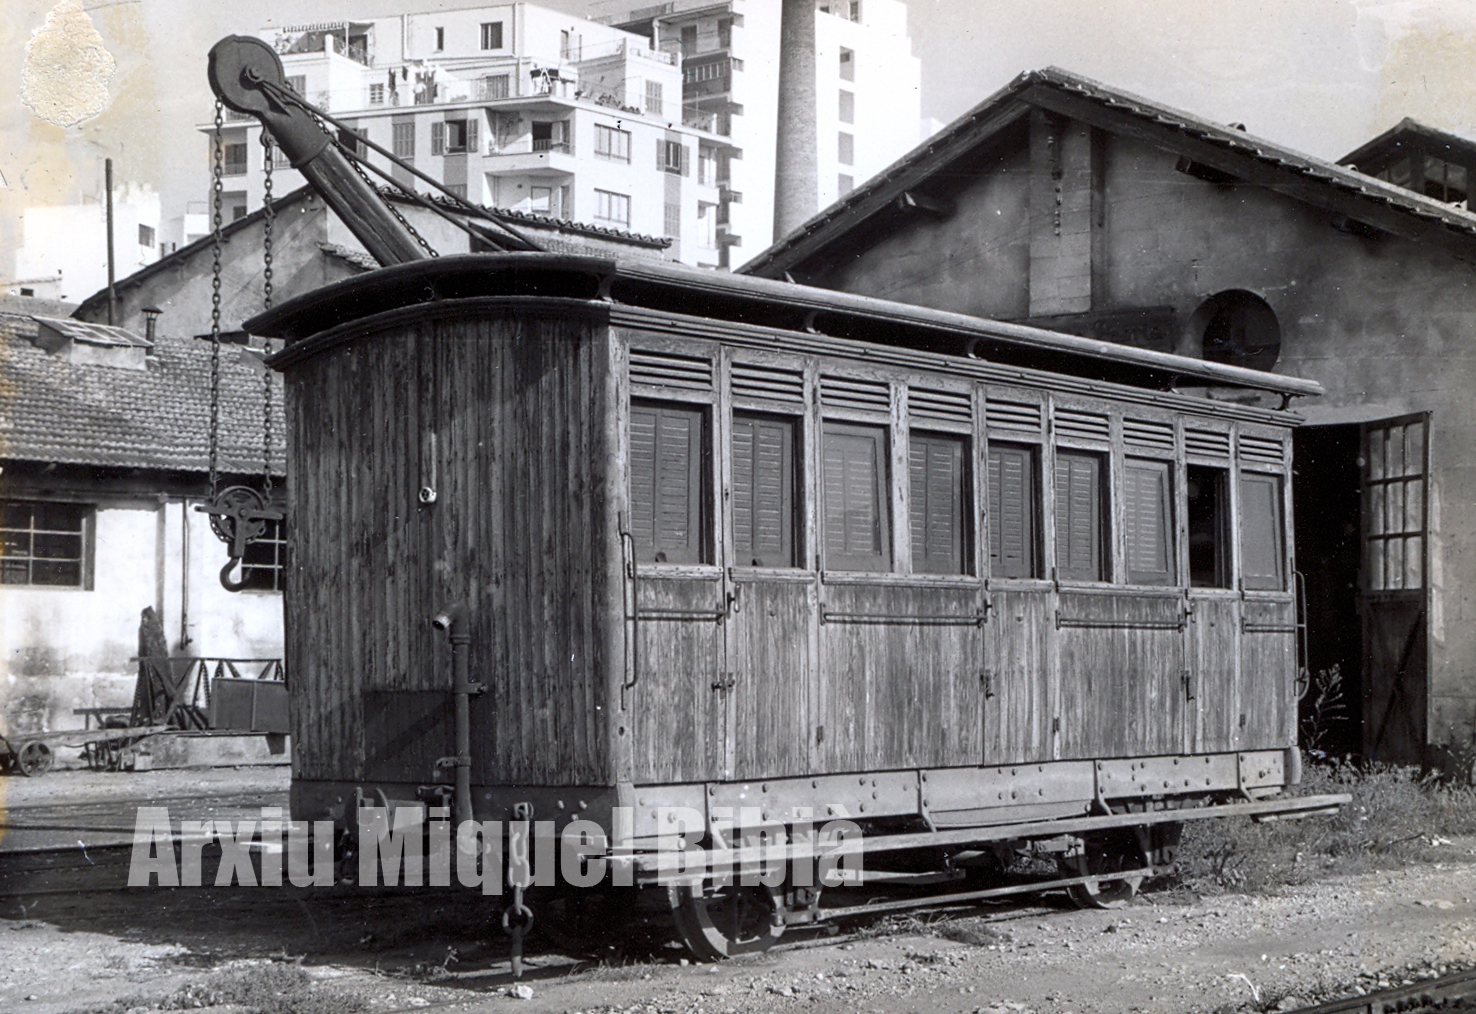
left=431, top=121, right=446, bottom=156
left=657, top=138, right=665, bottom=170
left=1054, top=451, right=1103, bottom=581
left=823, top=423, right=890, bottom=571
left=1124, top=460, right=1174, bottom=585
left=1240, top=473, right=1285, bottom=590
left=988, top=444, right=1036, bottom=578
left=465, top=117, right=479, bottom=154
left=732, top=415, right=796, bottom=567
left=681, top=144, right=690, bottom=176
left=629, top=404, right=705, bottom=564
left=910, top=434, right=965, bottom=574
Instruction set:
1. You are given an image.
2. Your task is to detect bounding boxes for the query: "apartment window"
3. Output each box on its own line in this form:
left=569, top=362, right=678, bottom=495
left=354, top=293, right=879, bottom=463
left=1187, top=466, right=1230, bottom=589
left=630, top=403, right=708, bottom=564
left=1241, top=473, right=1285, bottom=590
left=988, top=444, right=1039, bottom=579
left=659, top=139, right=688, bottom=174
left=646, top=80, right=664, bottom=116
left=595, top=124, right=631, bottom=162
left=285, top=75, right=306, bottom=95
left=1124, top=459, right=1174, bottom=585
left=850, top=0, right=862, bottom=20
left=532, top=120, right=569, bottom=153
left=733, top=414, right=798, bottom=567
left=838, top=132, right=854, bottom=166
left=432, top=118, right=477, bottom=155
left=266, top=139, right=291, bottom=168
left=698, top=147, right=716, bottom=185
left=911, top=433, right=968, bottom=575
left=823, top=422, right=890, bottom=571
left=838, top=174, right=854, bottom=196
left=435, top=26, right=444, bottom=51
left=1054, top=450, right=1106, bottom=581
left=839, top=89, right=854, bottom=124
left=1, top=501, right=92, bottom=587
left=239, top=519, right=286, bottom=592
left=137, top=224, right=155, bottom=248
left=337, top=126, right=367, bottom=158
left=392, top=121, right=415, bottom=158
left=664, top=201, right=681, bottom=237
left=560, top=29, right=573, bottom=58
left=369, top=82, right=385, bottom=105
left=839, top=47, right=854, bottom=81
left=481, top=21, right=503, bottom=50
left=446, top=183, right=467, bottom=199
left=229, top=199, right=248, bottom=221
left=717, top=18, right=732, bottom=48
left=482, top=74, right=510, bottom=100
left=222, top=142, right=248, bottom=176
left=595, top=189, right=630, bottom=226
left=530, top=186, right=552, bottom=213
left=697, top=201, right=717, bottom=247
left=680, top=25, right=697, bottom=56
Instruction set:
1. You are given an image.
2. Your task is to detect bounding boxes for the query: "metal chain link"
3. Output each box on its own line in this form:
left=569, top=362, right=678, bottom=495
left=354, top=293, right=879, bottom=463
left=209, top=100, right=225, bottom=497
left=260, top=132, right=275, bottom=495
left=307, top=107, right=438, bottom=258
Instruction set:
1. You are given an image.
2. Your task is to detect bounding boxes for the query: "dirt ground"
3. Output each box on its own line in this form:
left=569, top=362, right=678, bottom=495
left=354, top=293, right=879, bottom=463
left=3, top=766, right=1475, bottom=1014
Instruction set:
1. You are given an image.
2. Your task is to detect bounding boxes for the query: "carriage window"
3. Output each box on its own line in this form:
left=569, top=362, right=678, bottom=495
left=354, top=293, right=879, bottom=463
left=630, top=403, right=708, bottom=564
left=1187, top=466, right=1230, bottom=588
left=988, top=444, right=1039, bottom=579
left=1124, top=459, right=1174, bottom=586
left=910, top=433, right=968, bottom=574
left=732, top=414, right=798, bottom=567
left=1054, top=451, right=1106, bottom=582
left=823, top=422, right=891, bottom=571
left=1240, top=472, right=1285, bottom=590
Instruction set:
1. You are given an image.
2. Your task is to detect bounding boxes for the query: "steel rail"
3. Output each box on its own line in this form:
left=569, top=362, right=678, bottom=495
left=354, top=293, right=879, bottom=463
left=1285, top=968, right=1476, bottom=1014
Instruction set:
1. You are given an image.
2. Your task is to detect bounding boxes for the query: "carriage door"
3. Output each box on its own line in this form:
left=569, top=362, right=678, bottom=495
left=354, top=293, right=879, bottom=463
left=1360, top=414, right=1430, bottom=765
left=626, top=351, right=728, bottom=785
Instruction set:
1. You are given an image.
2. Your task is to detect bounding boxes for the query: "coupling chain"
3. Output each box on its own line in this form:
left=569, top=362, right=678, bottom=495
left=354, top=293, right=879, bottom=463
left=260, top=132, right=275, bottom=494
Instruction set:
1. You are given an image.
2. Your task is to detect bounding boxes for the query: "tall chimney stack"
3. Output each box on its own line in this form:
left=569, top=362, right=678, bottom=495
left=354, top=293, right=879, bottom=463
left=773, top=0, right=818, bottom=243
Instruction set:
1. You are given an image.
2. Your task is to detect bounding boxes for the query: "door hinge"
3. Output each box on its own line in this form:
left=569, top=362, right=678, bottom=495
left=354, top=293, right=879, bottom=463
left=1052, top=716, right=1061, bottom=733
left=981, top=670, right=995, bottom=698
left=711, top=673, right=736, bottom=693
left=1182, top=670, right=1195, bottom=700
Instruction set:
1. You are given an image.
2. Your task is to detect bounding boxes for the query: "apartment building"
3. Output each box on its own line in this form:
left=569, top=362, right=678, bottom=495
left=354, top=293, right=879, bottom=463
left=205, top=5, right=727, bottom=266
left=588, top=0, right=922, bottom=264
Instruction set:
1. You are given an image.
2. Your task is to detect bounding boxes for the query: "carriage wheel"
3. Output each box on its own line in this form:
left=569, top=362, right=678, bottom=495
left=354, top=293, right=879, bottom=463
left=668, top=882, right=785, bottom=960
left=1058, top=831, right=1145, bottom=909
left=16, top=741, right=54, bottom=777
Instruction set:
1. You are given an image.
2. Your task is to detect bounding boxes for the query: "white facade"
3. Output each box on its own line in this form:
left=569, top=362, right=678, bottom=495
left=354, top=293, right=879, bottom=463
left=1, top=498, right=283, bottom=735
left=10, top=184, right=163, bottom=303
left=205, top=4, right=726, bottom=267
left=587, top=0, right=921, bottom=265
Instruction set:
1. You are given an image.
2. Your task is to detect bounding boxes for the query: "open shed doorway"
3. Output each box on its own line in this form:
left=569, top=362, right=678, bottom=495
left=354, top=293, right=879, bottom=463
left=1292, top=425, right=1363, bottom=757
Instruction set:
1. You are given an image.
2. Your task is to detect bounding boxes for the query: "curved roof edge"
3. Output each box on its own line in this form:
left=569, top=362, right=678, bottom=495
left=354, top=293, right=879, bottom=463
left=247, top=252, right=1322, bottom=399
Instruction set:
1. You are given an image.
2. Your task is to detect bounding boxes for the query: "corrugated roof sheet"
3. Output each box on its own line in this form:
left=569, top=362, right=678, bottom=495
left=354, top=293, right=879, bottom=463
left=32, top=316, right=152, bottom=348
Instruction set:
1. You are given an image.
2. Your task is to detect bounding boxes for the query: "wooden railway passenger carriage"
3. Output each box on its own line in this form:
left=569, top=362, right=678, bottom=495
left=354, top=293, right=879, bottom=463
left=247, top=253, right=1344, bottom=955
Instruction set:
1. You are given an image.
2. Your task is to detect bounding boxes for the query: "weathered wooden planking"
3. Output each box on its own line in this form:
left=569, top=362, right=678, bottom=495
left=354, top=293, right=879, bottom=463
left=984, top=589, right=1053, bottom=764
left=631, top=575, right=726, bottom=783
left=1189, top=596, right=1241, bottom=752
left=1056, top=592, right=1184, bottom=758
left=729, top=577, right=814, bottom=779
left=284, top=311, right=611, bottom=789
left=818, top=583, right=983, bottom=772
left=1241, top=598, right=1299, bottom=751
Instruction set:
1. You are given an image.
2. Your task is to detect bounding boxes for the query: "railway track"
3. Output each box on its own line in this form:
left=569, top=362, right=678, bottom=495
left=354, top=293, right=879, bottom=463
left=1287, top=968, right=1476, bottom=1014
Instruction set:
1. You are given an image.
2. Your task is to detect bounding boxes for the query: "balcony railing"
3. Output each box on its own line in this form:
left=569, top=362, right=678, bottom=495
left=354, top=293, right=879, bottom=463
left=531, top=138, right=572, bottom=154
left=223, top=159, right=248, bottom=177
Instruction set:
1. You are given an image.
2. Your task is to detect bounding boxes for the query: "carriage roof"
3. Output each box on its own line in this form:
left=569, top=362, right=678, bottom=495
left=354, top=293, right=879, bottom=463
left=247, top=252, right=1322, bottom=402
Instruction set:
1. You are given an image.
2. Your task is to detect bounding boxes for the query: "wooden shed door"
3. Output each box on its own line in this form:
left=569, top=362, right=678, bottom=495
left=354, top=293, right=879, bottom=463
left=1360, top=414, right=1430, bottom=765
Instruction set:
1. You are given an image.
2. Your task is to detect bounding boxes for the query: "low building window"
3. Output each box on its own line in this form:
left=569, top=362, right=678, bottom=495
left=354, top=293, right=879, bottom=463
left=138, top=224, right=155, bottom=248
left=239, top=519, right=286, bottom=592
left=1, top=501, right=92, bottom=588
left=392, top=121, right=415, bottom=158
left=222, top=142, right=248, bottom=176
left=369, top=82, right=385, bottom=105
left=646, top=80, right=664, bottom=116
left=481, top=21, right=503, bottom=50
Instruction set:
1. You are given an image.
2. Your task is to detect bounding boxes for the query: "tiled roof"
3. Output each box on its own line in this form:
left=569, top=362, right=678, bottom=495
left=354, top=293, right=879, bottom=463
left=0, top=315, right=285, bottom=476
left=744, top=67, right=1476, bottom=276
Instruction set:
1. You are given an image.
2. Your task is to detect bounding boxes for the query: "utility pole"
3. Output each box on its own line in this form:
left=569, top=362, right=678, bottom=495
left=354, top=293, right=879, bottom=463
left=105, top=157, right=117, bottom=326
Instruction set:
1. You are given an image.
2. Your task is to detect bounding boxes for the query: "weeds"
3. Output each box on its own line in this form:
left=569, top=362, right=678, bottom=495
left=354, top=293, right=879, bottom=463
left=1177, top=755, right=1476, bottom=893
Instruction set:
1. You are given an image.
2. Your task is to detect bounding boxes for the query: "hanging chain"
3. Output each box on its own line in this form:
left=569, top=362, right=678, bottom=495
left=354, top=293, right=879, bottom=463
left=306, top=106, right=438, bottom=257
left=260, top=132, right=275, bottom=496
left=208, top=99, right=225, bottom=498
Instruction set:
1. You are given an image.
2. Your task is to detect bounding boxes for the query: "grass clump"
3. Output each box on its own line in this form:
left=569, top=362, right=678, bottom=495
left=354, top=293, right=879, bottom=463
left=1177, top=756, right=1476, bottom=893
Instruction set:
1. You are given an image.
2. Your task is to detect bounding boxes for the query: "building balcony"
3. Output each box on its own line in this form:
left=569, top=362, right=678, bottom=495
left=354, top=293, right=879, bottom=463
left=483, top=146, right=578, bottom=177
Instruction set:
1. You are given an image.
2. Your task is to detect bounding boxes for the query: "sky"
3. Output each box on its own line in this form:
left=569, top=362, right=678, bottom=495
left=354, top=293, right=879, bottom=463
left=6, top=0, right=1476, bottom=277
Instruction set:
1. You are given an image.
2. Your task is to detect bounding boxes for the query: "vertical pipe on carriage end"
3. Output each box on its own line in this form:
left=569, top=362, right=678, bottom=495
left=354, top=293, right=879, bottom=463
left=433, top=604, right=474, bottom=826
